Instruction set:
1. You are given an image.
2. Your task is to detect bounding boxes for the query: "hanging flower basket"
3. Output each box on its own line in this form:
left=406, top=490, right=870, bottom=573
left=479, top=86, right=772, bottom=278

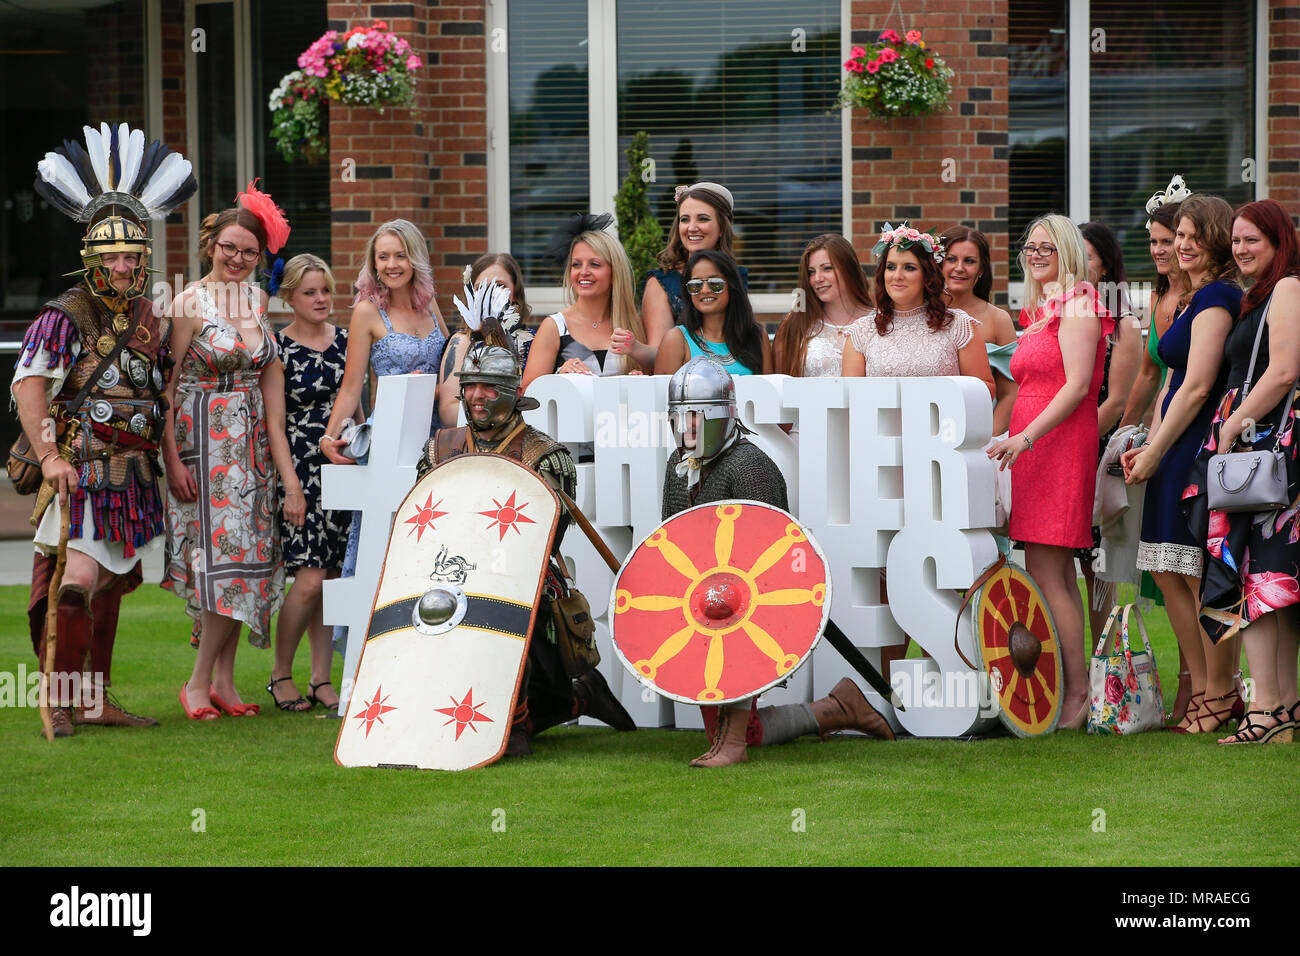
left=269, top=71, right=328, bottom=164
left=838, top=29, right=953, bottom=119
left=269, top=20, right=423, bottom=164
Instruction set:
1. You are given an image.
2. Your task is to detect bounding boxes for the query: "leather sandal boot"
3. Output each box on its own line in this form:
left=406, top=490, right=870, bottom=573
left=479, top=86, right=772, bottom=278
left=573, top=669, right=636, bottom=731
left=810, top=677, right=896, bottom=740
left=690, top=706, right=748, bottom=767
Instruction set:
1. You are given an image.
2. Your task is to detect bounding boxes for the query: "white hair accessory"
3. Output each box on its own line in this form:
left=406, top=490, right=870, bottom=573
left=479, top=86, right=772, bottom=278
left=674, top=181, right=735, bottom=211
left=1144, top=174, right=1191, bottom=229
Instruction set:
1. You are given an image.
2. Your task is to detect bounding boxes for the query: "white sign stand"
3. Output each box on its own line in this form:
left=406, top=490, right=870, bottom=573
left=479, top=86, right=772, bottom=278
left=322, top=372, right=1001, bottom=736
left=321, top=373, right=439, bottom=715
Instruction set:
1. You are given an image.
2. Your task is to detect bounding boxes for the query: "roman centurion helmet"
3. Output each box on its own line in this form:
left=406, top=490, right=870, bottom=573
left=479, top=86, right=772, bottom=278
left=668, top=356, right=739, bottom=462
left=34, top=122, right=197, bottom=303
left=455, top=276, right=539, bottom=431
left=459, top=344, right=540, bottom=431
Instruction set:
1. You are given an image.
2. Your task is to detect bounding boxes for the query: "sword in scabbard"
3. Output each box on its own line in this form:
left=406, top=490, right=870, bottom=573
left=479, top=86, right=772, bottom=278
left=553, top=487, right=621, bottom=574
left=822, top=619, right=905, bottom=711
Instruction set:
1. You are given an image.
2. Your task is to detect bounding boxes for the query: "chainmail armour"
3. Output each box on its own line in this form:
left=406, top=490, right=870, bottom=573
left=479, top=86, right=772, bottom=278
left=422, top=416, right=577, bottom=548
left=661, top=438, right=788, bottom=520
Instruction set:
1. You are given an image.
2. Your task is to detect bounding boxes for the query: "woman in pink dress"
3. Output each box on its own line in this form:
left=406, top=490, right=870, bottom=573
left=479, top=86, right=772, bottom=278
left=988, top=214, right=1113, bottom=729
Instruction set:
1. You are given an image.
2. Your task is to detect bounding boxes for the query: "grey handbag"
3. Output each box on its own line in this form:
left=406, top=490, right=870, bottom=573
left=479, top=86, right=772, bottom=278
left=1207, top=295, right=1298, bottom=513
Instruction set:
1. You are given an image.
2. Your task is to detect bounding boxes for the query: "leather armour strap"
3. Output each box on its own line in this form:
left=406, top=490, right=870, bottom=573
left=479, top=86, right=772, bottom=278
left=951, top=553, right=1008, bottom=671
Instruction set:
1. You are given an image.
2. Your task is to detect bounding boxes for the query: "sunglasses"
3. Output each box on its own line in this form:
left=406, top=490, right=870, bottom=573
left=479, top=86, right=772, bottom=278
left=685, top=277, right=727, bottom=295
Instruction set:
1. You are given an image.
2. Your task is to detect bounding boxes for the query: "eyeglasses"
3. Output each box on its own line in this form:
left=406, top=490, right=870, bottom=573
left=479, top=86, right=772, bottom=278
left=685, top=277, right=727, bottom=295
left=1021, top=243, right=1058, bottom=258
left=215, top=240, right=261, bottom=262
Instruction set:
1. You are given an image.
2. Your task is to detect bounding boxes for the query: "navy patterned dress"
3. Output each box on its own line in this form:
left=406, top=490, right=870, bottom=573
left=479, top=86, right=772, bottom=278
left=277, top=325, right=350, bottom=571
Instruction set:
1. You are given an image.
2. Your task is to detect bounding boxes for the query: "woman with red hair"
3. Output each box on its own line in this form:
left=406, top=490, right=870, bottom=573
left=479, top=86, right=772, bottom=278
left=1184, top=198, right=1300, bottom=743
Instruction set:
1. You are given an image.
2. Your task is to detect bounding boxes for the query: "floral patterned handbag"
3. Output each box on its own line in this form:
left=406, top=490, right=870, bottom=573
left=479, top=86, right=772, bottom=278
left=1087, top=604, right=1165, bottom=735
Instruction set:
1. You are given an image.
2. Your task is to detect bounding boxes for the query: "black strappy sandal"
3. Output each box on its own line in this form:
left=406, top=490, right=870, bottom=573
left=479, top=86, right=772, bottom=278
left=266, top=676, right=310, bottom=712
left=308, top=680, right=339, bottom=710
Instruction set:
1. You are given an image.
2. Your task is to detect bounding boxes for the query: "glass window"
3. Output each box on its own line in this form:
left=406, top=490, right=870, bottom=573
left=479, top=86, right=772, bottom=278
left=616, top=0, right=841, bottom=292
left=1089, top=0, right=1255, bottom=279
left=508, top=0, right=589, bottom=287
left=194, top=3, right=238, bottom=223
left=0, top=0, right=147, bottom=323
left=253, top=0, right=331, bottom=270
left=1008, top=1, right=1068, bottom=274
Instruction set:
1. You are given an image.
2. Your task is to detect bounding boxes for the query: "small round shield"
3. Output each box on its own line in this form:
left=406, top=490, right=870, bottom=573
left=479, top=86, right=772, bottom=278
left=610, top=501, right=829, bottom=705
left=971, top=560, right=1062, bottom=737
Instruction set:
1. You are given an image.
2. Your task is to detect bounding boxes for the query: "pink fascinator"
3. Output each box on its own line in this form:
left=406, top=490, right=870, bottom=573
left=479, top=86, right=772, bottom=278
left=236, top=179, right=291, bottom=254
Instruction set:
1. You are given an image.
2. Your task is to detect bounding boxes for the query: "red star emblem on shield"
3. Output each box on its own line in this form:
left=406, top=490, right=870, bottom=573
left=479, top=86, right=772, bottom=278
left=479, top=490, right=535, bottom=541
left=353, top=686, right=398, bottom=738
left=434, top=688, right=494, bottom=740
left=404, top=494, right=448, bottom=542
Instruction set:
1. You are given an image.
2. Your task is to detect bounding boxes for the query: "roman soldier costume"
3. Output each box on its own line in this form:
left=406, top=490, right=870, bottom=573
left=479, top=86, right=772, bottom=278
left=420, top=280, right=634, bottom=755
left=661, top=357, right=893, bottom=767
left=15, top=123, right=196, bottom=736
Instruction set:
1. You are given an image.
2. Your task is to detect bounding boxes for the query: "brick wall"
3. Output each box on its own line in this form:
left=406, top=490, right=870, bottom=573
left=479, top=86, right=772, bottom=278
left=326, top=1, right=488, bottom=319
left=847, top=1, right=1010, bottom=304
left=160, top=0, right=191, bottom=283
left=1271, top=0, right=1300, bottom=219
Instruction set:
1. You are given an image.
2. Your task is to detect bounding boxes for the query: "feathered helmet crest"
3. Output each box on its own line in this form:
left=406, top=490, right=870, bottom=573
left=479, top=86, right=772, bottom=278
left=34, top=122, right=197, bottom=299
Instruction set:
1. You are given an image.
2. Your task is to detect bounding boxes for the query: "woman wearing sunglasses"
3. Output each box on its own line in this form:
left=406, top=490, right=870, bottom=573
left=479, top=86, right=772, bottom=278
left=653, top=250, right=771, bottom=376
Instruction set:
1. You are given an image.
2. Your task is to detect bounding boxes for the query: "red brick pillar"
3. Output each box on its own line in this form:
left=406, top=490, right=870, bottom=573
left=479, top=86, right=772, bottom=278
left=1270, top=1, right=1300, bottom=216
left=327, top=2, right=489, bottom=321
left=847, top=1, right=1010, bottom=304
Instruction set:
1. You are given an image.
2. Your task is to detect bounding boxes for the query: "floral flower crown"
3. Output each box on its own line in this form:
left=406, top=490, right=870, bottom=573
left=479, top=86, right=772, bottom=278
left=1144, top=174, right=1190, bottom=230
left=871, top=221, right=944, bottom=263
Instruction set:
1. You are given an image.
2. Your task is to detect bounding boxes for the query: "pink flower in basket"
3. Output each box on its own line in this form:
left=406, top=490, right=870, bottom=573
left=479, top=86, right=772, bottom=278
left=1105, top=673, right=1124, bottom=705
left=880, top=29, right=901, bottom=43
left=905, top=30, right=923, bottom=44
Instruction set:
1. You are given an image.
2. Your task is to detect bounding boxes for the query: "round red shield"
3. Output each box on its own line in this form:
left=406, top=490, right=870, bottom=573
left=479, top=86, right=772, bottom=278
left=610, top=501, right=830, bottom=705
left=971, top=561, right=1063, bottom=737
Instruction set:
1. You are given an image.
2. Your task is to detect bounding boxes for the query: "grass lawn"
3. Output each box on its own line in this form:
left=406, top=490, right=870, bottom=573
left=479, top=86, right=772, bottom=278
left=1, top=584, right=1296, bottom=867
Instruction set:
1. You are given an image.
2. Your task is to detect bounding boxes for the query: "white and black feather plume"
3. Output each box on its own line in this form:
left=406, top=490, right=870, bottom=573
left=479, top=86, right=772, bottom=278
left=34, top=122, right=197, bottom=224
left=454, top=276, right=523, bottom=359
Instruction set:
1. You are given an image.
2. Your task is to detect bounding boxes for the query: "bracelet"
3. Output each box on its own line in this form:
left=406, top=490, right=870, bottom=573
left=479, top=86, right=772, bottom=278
left=320, top=434, right=337, bottom=444
left=1022, top=434, right=1034, bottom=451
left=39, top=450, right=58, bottom=465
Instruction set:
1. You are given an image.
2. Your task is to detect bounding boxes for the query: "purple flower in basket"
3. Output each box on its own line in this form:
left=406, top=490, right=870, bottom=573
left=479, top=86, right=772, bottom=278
left=1105, top=673, right=1124, bottom=705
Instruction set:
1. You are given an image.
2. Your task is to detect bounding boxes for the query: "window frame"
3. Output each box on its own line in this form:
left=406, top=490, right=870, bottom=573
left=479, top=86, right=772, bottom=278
left=1007, top=0, right=1269, bottom=310
left=486, top=0, right=852, bottom=316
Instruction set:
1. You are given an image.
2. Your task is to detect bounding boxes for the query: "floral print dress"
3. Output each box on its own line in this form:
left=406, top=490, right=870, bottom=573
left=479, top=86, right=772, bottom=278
left=163, top=283, right=283, bottom=647
left=278, top=326, right=350, bottom=571
left=1183, top=297, right=1300, bottom=642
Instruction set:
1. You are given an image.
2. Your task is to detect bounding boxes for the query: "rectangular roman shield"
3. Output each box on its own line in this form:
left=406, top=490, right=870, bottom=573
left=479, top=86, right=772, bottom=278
left=335, top=452, right=560, bottom=770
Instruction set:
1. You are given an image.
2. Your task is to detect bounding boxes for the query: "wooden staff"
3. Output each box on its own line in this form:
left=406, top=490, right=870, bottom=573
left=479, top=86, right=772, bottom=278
left=39, top=503, right=72, bottom=742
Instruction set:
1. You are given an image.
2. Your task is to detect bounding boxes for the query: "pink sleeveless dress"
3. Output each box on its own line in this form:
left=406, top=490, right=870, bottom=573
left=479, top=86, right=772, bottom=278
left=1009, top=283, right=1114, bottom=548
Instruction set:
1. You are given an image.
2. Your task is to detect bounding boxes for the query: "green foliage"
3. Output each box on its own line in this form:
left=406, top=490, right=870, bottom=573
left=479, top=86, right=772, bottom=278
left=613, top=131, right=664, bottom=286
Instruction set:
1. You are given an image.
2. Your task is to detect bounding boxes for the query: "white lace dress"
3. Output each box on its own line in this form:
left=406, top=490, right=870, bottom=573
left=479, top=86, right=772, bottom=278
left=802, top=319, right=860, bottom=377
left=847, top=305, right=978, bottom=376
